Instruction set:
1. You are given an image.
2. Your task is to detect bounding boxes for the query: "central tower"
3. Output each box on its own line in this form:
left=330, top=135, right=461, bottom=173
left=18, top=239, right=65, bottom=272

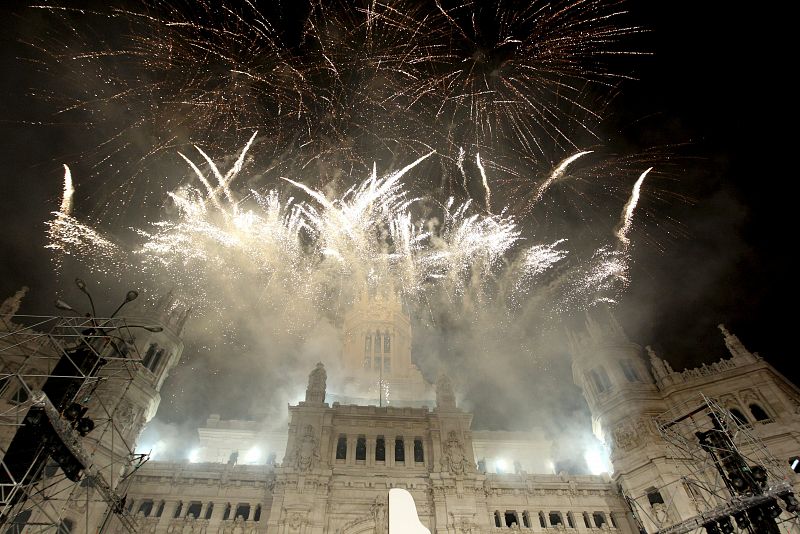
left=337, top=289, right=433, bottom=405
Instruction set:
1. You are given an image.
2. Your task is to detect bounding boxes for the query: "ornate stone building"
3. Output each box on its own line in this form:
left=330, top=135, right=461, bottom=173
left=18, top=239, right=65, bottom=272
left=4, top=288, right=800, bottom=534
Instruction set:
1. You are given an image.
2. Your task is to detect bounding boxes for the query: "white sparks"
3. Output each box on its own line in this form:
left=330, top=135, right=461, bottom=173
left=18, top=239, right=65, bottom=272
left=616, top=167, right=652, bottom=248
left=532, top=151, right=593, bottom=204
left=59, top=164, right=74, bottom=215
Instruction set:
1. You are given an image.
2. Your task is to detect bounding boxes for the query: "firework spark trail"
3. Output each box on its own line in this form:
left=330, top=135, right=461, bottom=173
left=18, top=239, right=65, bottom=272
left=616, top=167, right=652, bottom=248
left=532, top=150, right=593, bottom=204
left=59, top=164, right=74, bottom=215
left=475, top=153, right=491, bottom=213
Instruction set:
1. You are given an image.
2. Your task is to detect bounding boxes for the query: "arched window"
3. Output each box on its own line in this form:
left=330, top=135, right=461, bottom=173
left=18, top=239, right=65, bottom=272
left=356, top=436, right=366, bottom=461
left=395, top=437, right=405, bottom=462
left=730, top=408, right=749, bottom=426
left=383, top=333, right=391, bottom=353
left=413, top=439, right=424, bottom=462
left=223, top=503, right=231, bottom=521
left=538, top=512, right=547, bottom=528
left=522, top=511, right=531, bottom=528
left=375, top=436, right=386, bottom=461
left=590, top=367, right=612, bottom=393
left=364, top=335, right=371, bottom=353
left=142, top=344, right=158, bottom=369
left=336, top=435, right=347, bottom=460
left=155, top=500, right=165, bottom=518
left=750, top=403, right=770, bottom=422
left=620, top=360, right=640, bottom=382
left=253, top=505, right=262, bottom=522
left=494, top=511, right=502, bottom=527
left=173, top=501, right=183, bottom=518
left=583, top=512, right=592, bottom=528
left=205, top=503, right=214, bottom=520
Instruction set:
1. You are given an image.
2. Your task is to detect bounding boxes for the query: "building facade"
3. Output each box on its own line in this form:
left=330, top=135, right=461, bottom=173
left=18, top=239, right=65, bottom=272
left=3, top=288, right=800, bottom=534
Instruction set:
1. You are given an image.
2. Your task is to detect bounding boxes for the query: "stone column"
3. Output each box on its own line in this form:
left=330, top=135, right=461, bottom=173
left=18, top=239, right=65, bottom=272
left=347, top=434, right=357, bottom=465
left=366, top=435, right=375, bottom=467
left=156, top=500, right=176, bottom=530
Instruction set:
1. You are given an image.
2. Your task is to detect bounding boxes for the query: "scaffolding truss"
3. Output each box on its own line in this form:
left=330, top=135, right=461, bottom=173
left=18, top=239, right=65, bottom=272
left=1, top=314, right=155, bottom=533
left=627, top=394, right=799, bottom=534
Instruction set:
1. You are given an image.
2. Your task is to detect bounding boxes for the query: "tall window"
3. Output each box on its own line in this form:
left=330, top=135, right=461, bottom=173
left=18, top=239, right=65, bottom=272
left=395, top=438, right=405, bottom=462
left=155, top=501, right=165, bottom=518
left=593, top=512, right=607, bottom=528
left=647, top=487, right=665, bottom=505
left=620, top=360, right=640, bottom=382
left=494, top=511, right=502, bottom=527
left=223, top=503, right=231, bottom=520
left=253, top=505, right=262, bottom=522
left=750, top=403, right=770, bottom=422
left=590, top=367, right=612, bottom=393
left=137, top=500, right=154, bottom=517
left=186, top=502, right=202, bottom=519
left=142, top=344, right=165, bottom=373
left=413, top=439, right=424, bottom=462
left=235, top=504, right=251, bottom=521
left=356, top=436, right=367, bottom=461
left=364, top=335, right=371, bottom=353
left=730, top=408, right=749, bottom=426
left=205, top=503, right=214, bottom=520
left=376, top=436, right=386, bottom=461
left=384, top=333, right=391, bottom=353
left=173, top=501, right=183, bottom=518
left=384, top=357, right=391, bottom=373
left=374, top=332, right=381, bottom=353
left=504, top=512, right=518, bottom=527
left=336, top=435, right=347, bottom=460
left=522, top=512, right=531, bottom=528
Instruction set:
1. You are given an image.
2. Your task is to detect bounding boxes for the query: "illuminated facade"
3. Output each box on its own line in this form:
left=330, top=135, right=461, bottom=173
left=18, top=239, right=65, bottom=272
left=3, top=288, right=800, bottom=534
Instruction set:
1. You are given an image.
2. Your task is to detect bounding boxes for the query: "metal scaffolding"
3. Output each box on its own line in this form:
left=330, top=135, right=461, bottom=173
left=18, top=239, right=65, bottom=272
left=1, top=314, right=156, bottom=533
left=627, top=394, right=799, bottom=534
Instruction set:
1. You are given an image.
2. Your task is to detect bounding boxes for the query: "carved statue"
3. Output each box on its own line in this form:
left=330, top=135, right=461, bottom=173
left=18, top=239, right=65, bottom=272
left=1, top=286, right=28, bottom=321
left=231, top=517, right=244, bottom=534
left=305, top=362, right=327, bottom=404
left=443, top=431, right=470, bottom=475
left=652, top=503, right=669, bottom=526
left=646, top=346, right=669, bottom=380
left=436, top=374, right=457, bottom=410
left=370, top=496, right=387, bottom=533
left=293, top=424, right=319, bottom=472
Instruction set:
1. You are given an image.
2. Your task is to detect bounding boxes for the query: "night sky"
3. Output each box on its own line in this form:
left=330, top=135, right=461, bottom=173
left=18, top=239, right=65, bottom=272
left=0, top=1, right=793, bottom=423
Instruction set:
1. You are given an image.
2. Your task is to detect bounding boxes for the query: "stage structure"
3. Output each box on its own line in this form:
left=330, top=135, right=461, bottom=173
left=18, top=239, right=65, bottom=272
left=627, top=395, right=800, bottom=534
left=1, top=287, right=186, bottom=534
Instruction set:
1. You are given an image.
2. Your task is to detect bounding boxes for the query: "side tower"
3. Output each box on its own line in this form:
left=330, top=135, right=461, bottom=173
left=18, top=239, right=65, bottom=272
left=0, top=286, right=186, bottom=534
left=569, top=309, right=695, bottom=531
left=339, top=289, right=431, bottom=405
